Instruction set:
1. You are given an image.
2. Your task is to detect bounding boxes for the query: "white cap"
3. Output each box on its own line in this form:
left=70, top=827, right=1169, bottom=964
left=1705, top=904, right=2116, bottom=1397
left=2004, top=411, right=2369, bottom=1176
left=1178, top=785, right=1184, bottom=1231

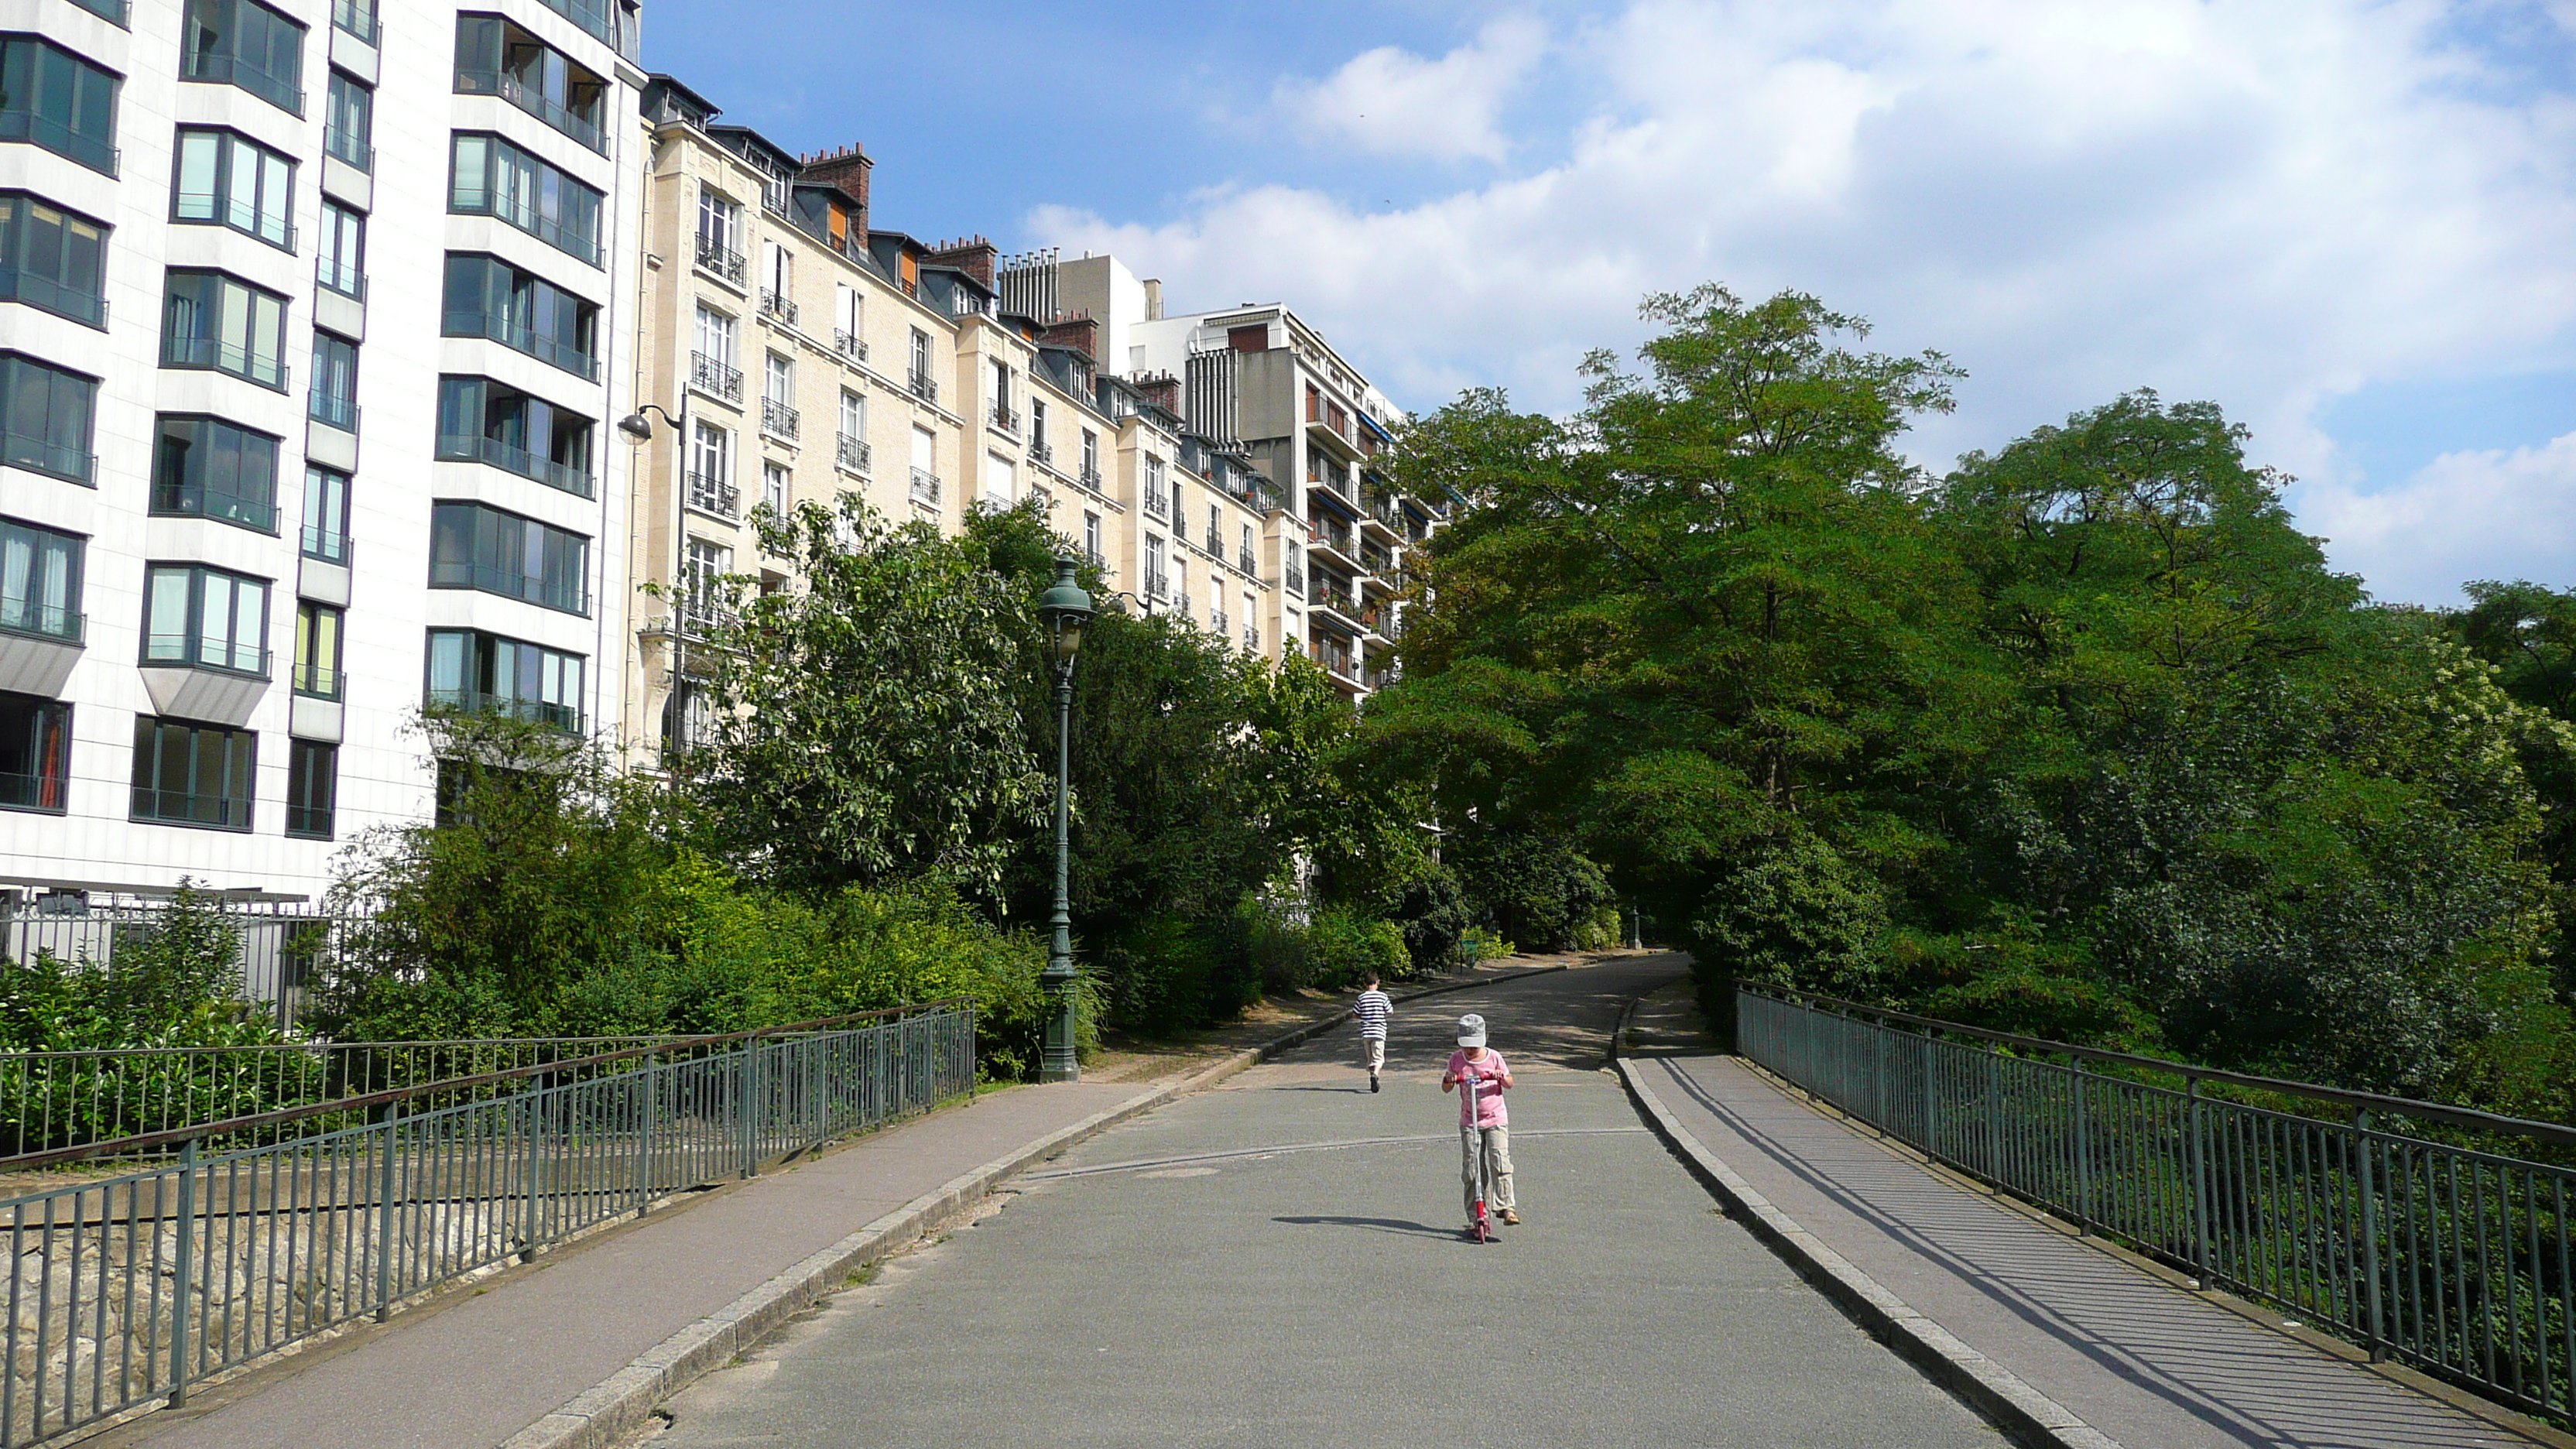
left=1457, top=1013, right=1488, bottom=1048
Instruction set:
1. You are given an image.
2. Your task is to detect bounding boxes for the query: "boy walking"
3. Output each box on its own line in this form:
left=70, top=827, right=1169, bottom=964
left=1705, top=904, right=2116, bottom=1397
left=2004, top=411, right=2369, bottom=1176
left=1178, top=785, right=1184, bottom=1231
left=1443, top=1012, right=1518, bottom=1233
left=1348, top=972, right=1392, bottom=1092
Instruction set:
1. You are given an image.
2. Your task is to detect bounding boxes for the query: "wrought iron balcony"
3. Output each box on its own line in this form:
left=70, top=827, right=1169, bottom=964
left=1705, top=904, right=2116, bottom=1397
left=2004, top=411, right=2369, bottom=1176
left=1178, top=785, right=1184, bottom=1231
left=910, top=468, right=940, bottom=505
left=1028, top=440, right=1053, bottom=467
left=695, top=234, right=746, bottom=286
left=762, top=396, right=800, bottom=441
left=1239, top=546, right=1258, bottom=574
left=692, top=351, right=742, bottom=402
left=1079, top=464, right=1102, bottom=491
left=907, top=369, right=938, bottom=405
left=988, top=402, right=1019, bottom=435
left=687, top=471, right=739, bottom=519
left=837, top=433, right=870, bottom=473
left=759, top=289, right=797, bottom=326
left=834, top=329, right=868, bottom=361
left=1242, top=625, right=1261, bottom=653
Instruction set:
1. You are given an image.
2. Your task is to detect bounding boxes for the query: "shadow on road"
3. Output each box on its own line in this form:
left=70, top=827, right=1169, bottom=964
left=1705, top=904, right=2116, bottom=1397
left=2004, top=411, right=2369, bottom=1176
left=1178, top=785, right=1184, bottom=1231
left=1273, top=1214, right=1458, bottom=1241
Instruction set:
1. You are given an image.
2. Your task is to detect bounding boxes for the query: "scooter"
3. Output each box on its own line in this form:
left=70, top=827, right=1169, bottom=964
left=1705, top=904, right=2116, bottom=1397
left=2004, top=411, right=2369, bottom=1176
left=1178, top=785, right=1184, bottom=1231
left=1462, top=1070, right=1496, bottom=1244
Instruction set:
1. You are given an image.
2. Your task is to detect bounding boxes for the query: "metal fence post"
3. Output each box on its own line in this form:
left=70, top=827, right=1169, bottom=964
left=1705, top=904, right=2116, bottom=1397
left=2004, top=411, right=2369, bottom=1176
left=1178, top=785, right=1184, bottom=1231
left=741, top=1042, right=762, bottom=1179
left=2074, top=1065, right=2093, bottom=1236
left=166, top=1137, right=198, bottom=1407
left=374, top=1105, right=400, bottom=1321
left=2355, top=1108, right=2386, bottom=1361
left=636, top=1063, right=656, bottom=1211
left=2189, top=1077, right=2211, bottom=1285
left=523, top=1096, right=545, bottom=1262
left=1922, top=1030, right=1939, bottom=1160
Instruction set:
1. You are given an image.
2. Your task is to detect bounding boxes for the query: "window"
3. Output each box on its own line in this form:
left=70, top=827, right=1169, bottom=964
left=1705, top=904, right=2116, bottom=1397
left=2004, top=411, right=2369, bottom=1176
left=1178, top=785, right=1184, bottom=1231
left=308, top=332, right=357, bottom=429
left=180, top=0, right=306, bottom=114
left=909, top=423, right=937, bottom=502
left=153, top=416, right=281, bottom=531
left=452, top=15, right=607, bottom=152
left=833, top=283, right=862, bottom=355
left=759, top=241, right=789, bottom=312
left=688, top=421, right=732, bottom=516
left=302, top=464, right=348, bottom=562
left=907, top=328, right=930, bottom=386
left=131, top=716, right=255, bottom=829
left=682, top=537, right=728, bottom=627
left=835, top=390, right=865, bottom=472
left=162, top=269, right=289, bottom=389
left=766, top=351, right=790, bottom=402
left=173, top=128, right=294, bottom=249
left=1241, top=522, right=1255, bottom=570
left=316, top=201, right=364, bottom=298
left=144, top=564, right=269, bottom=675
left=990, top=359, right=1013, bottom=431
left=1306, top=382, right=1320, bottom=423
left=444, top=254, right=598, bottom=379
left=694, top=187, right=741, bottom=280
left=425, top=628, right=584, bottom=732
left=1081, top=429, right=1098, bottom=482
left=1030, top=398, right=1048, bottom=454
left=1175, top=559, right=1189, bottom=613
left=1208, top=503, right=1221, bottom=555
left=0, top=691, right=68, bottom=813
left=429, top=501, right=589, bottom=614
left=450, top=133, right=604, bottom=265
left=293, top=600, right=341, bottom=697
left=692, top=303, right=738, bottom=397
left=0, top=353, right=97, bottom=482
left=1082, top=510, right=1101, bottom=564
left=1145, top=534, right=1167, bottom=599
left=285, top=738, right=334, bottom=838
left=0, top=194, right=106, bottom=325
left=984, top=452, right=1014, bottom=506
left=0, top=517, right=80, bottom=642
left=333, top=0, right=377, bottom=45
left=761, top=461, right=789, bottom=516
left=436, top=376, right=594, bottom=497
left=0, top=39, right=121, bottom=174
left=1145, top=456, right=1167, bottom=518
left=323, top=70, right=372, bottom=170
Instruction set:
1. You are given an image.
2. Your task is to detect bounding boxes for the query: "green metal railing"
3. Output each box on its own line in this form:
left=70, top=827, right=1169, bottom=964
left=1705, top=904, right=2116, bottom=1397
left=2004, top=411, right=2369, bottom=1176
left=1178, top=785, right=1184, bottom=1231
left=0, top=1003, right=973, bottom=1446
left=1738, top=988, right=2576, bottom=1427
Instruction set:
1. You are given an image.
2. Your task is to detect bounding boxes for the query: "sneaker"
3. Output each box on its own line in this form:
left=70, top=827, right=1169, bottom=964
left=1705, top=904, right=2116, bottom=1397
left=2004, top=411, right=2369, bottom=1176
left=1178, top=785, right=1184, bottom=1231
left=1370, top=1075, right=1381, bottom=1093
left=1499, top=1208, right=1520, bottom=1226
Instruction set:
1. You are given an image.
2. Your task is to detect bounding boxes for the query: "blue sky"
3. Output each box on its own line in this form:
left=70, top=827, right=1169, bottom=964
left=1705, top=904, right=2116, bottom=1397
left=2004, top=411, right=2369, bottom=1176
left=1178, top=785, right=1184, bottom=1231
left=642, top=1, right=2576, bottom=606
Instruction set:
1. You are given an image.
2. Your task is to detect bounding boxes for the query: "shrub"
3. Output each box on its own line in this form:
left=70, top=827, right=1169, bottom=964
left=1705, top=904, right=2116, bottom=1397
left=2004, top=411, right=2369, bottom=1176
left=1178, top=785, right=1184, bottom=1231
left=1304, top=910, right=1408, bottom=992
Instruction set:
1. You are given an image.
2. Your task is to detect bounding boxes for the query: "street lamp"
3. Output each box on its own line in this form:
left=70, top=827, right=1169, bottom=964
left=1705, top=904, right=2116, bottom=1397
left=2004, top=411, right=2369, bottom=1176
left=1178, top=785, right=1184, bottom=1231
left=1036, top=557, right=1094, bottom=1083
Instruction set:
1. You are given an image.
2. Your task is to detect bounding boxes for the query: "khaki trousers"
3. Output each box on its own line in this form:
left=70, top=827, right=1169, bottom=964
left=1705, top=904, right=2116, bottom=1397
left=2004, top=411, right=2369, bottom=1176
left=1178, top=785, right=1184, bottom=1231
left=1362, top=1037, right=1385, bottom=1073
left=1461, top=1124, right=1515, bottom=1216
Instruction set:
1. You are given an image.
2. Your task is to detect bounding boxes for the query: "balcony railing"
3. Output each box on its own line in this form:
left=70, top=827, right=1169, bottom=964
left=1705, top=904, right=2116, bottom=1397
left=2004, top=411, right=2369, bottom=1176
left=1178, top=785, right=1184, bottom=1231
left=145, top=635, right=270, bottom=679
left=180, top=53, right=303, bottom=115
left=1283, top=562, right=1305, bottom=598
left=308, top=388, right=358, bottom=432
left=686, top=471, right=739, bottom=519
left=759, top=289, right=797, bottom=326
left=1145, top=487, right=1168, bottom=520
left=695, top=234, right=746, bottom=286
left=1028, top=440, right=1053, bottom=467
left=0, top=268, right=107, bottom=327
left=692, top=352, right=743, bottom=402
left=1143, top=572, right=1169, bottom=602
left=1079, top=464, right=1102, bottom=491
left=834, top=330, right=867, bottom=361
left=293, top=657, right=342, bottom=700
left=1242, top=625, right=1261, bottom=653
left=762, top=397, right=800, bottom=441
left=907, top=369, right=938, bottom=405
left=0, top=111, right=118, bottom=176
left=332, top=0, right=378, bottom=43
left=450, top=309, right=600, bottom=381
left=154, top=481, right=279, bottom=533
left=836, top=433, right=870, bottom=473
left=1211, top=610, right=1228, bottom=638
left=436, top=433, right=595, bottom=498
left=1204, top=526, right=1221, bottom=555
left=163, top=335, right=288, bottom=392
left=988, top=402, right=1019, bottom=435
left=675, top=598, right=735, bottom=639
left=323, top=125, right=372, bottom=173
left=0, top=598, right=83, bottom=643
left=909, top=468, right=940, bottom=505
left=455, top=68, right=606, bottom=153
left=301, top=522, right=350, bottom=564
left=428, top=688, right=580, bottom=733
left=1238, top=546, right=1257, bottom=574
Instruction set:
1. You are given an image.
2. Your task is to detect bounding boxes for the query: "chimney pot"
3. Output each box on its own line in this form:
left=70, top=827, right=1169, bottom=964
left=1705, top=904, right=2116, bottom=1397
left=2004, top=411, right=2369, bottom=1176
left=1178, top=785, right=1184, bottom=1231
left=1143, top=278, right=1164, bottom=321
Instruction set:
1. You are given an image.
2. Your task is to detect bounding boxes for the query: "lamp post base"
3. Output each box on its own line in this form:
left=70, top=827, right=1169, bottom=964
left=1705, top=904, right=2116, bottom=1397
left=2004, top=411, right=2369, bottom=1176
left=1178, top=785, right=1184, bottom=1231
left=1040, top=964, right=1080, bottom=1083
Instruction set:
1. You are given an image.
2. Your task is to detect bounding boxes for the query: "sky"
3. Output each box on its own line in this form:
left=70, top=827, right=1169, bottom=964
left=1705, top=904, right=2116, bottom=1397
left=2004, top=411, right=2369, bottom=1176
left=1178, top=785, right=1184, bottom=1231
left=640, top=1, right=2576, bottom=607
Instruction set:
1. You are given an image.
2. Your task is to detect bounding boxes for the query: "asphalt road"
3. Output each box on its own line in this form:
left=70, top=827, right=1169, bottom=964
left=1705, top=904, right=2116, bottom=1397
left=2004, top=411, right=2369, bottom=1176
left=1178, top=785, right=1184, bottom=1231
left=645, top=955, right=2011, bottom=1448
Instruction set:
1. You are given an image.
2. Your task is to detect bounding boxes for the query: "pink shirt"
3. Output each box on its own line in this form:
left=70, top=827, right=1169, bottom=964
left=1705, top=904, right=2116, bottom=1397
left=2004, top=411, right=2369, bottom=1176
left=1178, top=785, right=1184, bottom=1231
left=1447, top=1048, right=1509, bottom=1129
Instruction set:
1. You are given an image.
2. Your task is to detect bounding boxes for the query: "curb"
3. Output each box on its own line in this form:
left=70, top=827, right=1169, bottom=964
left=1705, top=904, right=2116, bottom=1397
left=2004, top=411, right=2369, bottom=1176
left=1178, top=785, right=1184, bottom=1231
left=504, top=962, right=1575, bottom=1449
left=1608, top=1001, right=2122, bottom=1449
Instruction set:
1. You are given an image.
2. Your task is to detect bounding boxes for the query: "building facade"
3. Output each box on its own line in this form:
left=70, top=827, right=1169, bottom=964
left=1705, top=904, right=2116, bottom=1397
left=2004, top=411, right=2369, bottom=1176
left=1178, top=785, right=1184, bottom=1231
left=0, top=0, right=649, bottom=903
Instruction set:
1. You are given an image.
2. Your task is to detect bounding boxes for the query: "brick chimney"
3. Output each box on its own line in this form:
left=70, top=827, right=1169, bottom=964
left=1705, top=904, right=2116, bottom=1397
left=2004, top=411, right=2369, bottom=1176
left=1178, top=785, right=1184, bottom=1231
left=1037, top=312, right=1099, bottom=361
left=924, top=236, right=998, bottom=289
left=1135, top=372, right=1180, bottom=416
left=796, top=144, right=871, bottom=222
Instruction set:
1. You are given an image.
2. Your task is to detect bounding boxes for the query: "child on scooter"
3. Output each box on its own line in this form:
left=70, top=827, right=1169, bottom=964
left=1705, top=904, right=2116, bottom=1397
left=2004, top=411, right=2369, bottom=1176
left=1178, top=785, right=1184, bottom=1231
left=1442, top=1012, right=1517, bottom=1235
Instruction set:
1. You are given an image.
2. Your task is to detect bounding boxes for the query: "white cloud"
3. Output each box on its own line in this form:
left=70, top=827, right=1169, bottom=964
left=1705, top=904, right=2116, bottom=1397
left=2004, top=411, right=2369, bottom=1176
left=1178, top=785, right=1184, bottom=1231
left=2298, top=433, right=2576, bottom=604
left=1273, top=17, right=1549, bottom=163
left=1036, top=1, right=2576, bottom=604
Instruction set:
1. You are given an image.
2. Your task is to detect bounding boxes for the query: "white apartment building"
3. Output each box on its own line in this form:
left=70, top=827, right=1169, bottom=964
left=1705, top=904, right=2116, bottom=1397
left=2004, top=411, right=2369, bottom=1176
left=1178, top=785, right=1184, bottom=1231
left=0, top=0, right=647, bottom=903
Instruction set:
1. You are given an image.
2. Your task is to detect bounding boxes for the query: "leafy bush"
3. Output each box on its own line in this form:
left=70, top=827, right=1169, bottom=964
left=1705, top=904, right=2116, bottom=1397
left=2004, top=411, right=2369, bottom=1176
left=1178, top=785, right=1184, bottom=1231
left=1448, top=827, right=1618, bottom=952
left=1303, top=910, right=1409, bottom=992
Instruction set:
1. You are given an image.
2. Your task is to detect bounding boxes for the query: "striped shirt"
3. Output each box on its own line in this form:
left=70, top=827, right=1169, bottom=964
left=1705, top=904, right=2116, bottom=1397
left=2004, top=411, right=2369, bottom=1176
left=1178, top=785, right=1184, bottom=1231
left=1352, top=988, right=1392, bottom=1039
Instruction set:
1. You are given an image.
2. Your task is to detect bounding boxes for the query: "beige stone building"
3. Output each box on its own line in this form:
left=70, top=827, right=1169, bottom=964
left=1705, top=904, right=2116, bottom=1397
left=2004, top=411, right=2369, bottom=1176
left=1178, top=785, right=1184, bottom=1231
left=617, top=74, right=1427, bottom=763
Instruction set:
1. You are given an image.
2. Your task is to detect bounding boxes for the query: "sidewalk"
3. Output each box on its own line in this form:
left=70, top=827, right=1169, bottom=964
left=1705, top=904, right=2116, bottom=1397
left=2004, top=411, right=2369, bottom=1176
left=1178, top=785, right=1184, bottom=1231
left=1629, top=1051, right=2561, bottom=1449
left=100, top=1080, right=1156, bottom=1449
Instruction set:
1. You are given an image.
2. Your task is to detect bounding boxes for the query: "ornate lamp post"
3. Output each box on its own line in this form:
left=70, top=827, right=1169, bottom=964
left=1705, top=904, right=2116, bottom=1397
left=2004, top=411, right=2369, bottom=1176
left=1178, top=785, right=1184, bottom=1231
left=1036, top=558, right=1094, bottom=1083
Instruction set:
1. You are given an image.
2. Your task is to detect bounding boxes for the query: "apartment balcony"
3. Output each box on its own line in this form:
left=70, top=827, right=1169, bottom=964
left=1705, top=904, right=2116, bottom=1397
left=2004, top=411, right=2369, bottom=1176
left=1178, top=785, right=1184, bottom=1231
left=988, top=402, right=1019, bottom=436
left=907, top=369, right=938, bottom=405
left=1306, top=524, right=1364, bottom=577
left=1211, top=609, right=1229, bottom=639
left=834, top=330, right=868, bottom=362
left=1238, top=545, right=1258, bottom=574
left=1143, top=571, right=1169, bottom=604
left=762, top=396, right=800, bottom=442
left=429, top=687, right=581, bottom=734
left=910, top=468, right=940, bottom=506
left=1305, top=413, right=1359, bottom=461
left=691, top=351, right=743, bottom=404
left=686, top=470, right=739, bottom=519
left=1283, top=560, right=1306, bottom=598
left=436, top=433, right=594, bottom=498
left=836, top=433, right=870, bottom=474
left=695, top=235, right=747, bottom=287
left=1028, top=440, right=1053, bottom=468
left=1310, top=585, right=1363, bottom=630
left=454, top=67, right=608, bottom=153
left=674, top=598, right=735, bottom=640
left=1144, top=488, right=1169, bottom=521
left=1173, top=592, right=1193, bottom=620
left=759, top=289, right=798, bottom=327
left=1241, top=624, right=1260, bottom=654
left=140, top=636, right=272, bottom=728
left=1078, top=464, right=1102, bottom=492
left=0, top=598, right=83, bottom=699
left=1360, top=492, right=1406, bottom=544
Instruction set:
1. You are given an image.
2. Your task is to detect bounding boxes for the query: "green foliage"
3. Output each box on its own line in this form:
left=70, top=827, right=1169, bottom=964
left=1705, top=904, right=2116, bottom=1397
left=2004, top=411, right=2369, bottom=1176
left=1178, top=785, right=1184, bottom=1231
left=0, top=884, right=273, bottom=1051
left=1444, top=824, right=1617, bottom=953
left=1303, top=909, right=1410, bottom=992
left=1375, top=282, right=2576, bottom=1119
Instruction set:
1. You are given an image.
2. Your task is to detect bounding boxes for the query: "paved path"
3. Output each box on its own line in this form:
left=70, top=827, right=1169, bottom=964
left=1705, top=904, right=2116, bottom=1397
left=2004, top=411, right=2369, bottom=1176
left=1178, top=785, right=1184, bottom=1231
left=648, top=956, right=2015, bottom=1449
left=109, top=1081, right=1156, bottom=1449
left=1638, top=1053, right=2534, bottom=1448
